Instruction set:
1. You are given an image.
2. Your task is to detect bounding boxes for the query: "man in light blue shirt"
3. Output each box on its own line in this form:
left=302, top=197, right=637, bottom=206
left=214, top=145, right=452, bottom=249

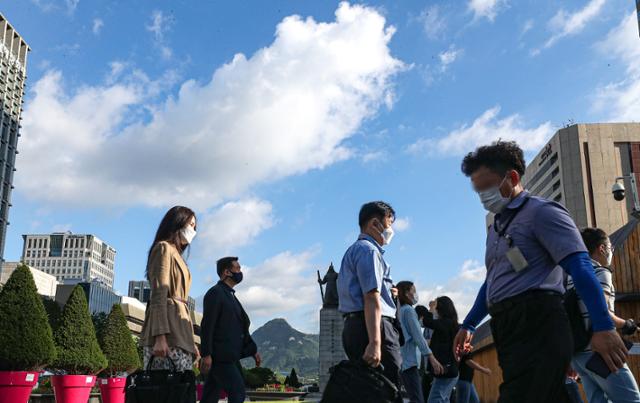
left=337, top=201, right=402, bottom=399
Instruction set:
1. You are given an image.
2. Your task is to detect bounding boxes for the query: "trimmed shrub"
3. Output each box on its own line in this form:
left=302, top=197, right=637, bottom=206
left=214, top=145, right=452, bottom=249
left=100, top=304, right=140, bottom=376
left=0, top=264, right=56, bottom=371
left=52, top=285, right=107, bottom=374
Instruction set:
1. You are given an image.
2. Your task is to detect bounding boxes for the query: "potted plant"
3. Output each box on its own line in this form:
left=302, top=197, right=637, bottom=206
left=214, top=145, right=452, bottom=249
left=51, top=285, right=107, bottom=403
left=97, top=304, right=140, bottom=403
left=0, top=264, right=56, bottom=403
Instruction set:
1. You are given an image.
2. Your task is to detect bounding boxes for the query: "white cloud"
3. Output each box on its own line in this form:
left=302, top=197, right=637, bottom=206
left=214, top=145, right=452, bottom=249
left=592, top=12, right=640, bottom=121
left=521, top=19, right=534, bottom=36
left=65, top=0, right=79, bottom=13
left=407, top=106, right=554, bottom=156
left=17, top=2, right=403, bottom=213
left=30, top=0, right=78, bottom=13
left=196, top=198, right=274, bottom=260
left=418, top=5, right=447, bottom=39
left=92, top=18, right=104, bottom=35
left=439, top=45, right=463, bottom=72
left=468, top=0, right=507, bottom=22
left=146, top=10, right=173, bottom=60
left=235, top=249, right=320, bottom=318
left=533, top=0, right=606, bottom=55
left=393, top=217, right=411, bottom=232
left=416, top=259, right=485, bottom=320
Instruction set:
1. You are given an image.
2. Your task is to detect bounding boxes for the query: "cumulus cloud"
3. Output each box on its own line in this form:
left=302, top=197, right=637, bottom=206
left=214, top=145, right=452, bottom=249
left=468, top=0, right=507, bottom=22
left=407, top=106, right=554, bottom=156
left=235, top=249, right=321, bottom=319
left=532, top=0, right=606, bottom=55
left=196, top=198, right=274, bottom=260
left=592, top=12, right=640, bottom=121
left=17, top=2, right=403, bottom=214
left=416, top=259, right=485, bottom=319
left=439, top=45, right=463, bottom=72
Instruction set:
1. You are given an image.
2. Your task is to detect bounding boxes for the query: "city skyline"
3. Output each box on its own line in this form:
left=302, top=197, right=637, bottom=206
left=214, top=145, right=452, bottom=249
left=1, top=0, right=638, bottom=333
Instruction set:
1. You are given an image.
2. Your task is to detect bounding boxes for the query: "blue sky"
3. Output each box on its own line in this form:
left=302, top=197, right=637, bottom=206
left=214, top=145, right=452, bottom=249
left=2, top=0, right=639, bottom=333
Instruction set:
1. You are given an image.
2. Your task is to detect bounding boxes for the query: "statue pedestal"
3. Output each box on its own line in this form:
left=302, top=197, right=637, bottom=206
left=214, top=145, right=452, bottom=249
left=319, top=306, right=346, bottom=392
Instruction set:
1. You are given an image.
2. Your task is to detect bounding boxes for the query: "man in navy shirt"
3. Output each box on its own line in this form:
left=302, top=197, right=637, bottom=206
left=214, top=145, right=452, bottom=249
left=453, top=141, right=628, bottom=403
left=337, top=201, right=402, bottom=396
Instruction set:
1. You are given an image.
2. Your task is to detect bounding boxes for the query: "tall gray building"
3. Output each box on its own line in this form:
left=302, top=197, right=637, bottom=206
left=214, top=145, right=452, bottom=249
left=523, top=123, right=640, bottom=234
left=128, top=280, right=151, bottom=303
left=0, top=14, right=29, bottom=265
left=21, top=232, right=116, bottom=288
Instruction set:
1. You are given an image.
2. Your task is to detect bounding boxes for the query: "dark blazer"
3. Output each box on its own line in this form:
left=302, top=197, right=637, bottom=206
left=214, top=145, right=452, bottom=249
left=200, top=281, right=257, bottom=363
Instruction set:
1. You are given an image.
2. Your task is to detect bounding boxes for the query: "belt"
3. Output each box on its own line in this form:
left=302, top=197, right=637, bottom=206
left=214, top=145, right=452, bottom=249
left=169, top=297, right=189, bottom=306
left=488, top=290, right=562, bottom=316
left=343, top=311, right=395, bottom=322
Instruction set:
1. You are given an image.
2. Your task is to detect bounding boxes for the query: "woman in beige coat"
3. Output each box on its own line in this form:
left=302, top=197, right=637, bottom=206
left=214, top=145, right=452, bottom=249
left=140, top=206, right=200, bottom=371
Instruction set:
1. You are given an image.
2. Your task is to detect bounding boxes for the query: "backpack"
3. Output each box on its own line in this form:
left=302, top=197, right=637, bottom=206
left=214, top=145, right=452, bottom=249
left=563, top=287, right=593, bottom=352
left=320, top=360, right=399, bottom=403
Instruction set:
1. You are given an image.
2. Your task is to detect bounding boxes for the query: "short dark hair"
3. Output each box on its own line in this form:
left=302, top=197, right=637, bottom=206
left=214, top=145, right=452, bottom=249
left=461, top=140, right=526, bottom=177
left=358, top=201, right=395, bottom=229
left=580, top=228, right=609, bottom=255
left=217, top=256, right=239, bottom=277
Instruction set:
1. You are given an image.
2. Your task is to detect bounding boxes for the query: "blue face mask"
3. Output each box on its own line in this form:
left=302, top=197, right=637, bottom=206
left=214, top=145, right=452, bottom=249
left=227, top=271, right=243, bottom=285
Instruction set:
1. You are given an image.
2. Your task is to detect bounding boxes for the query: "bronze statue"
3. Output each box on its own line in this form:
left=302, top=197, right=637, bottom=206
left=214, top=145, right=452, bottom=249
left=318, top=263, right=339, bottom=307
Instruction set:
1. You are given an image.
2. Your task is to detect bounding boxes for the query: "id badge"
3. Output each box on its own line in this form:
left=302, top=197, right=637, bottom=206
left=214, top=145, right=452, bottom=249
left=506, top=246, right=529, bottom=272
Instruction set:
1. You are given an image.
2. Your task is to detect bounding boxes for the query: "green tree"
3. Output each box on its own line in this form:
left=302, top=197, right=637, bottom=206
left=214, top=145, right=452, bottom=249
left=53, top=285, right=107, bottom=374
left=91, top=312, right=108, bottom=345
left=0, top=264, right=56, bottom=370
left=288, top=368, right=301, bottom=388
left=42, top=296, right=62, bottom=332
left=242, top=367, right=278, bottom=388
left=100, top=304, right=141, bottom=376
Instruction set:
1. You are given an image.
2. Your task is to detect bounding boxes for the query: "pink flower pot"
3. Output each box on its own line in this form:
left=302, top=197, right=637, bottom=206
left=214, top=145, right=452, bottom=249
left=51, top=374, right=96, bottom=403
left=0, top=371, right=39, bottom=403
left=99, top=377, right=127, bottom=403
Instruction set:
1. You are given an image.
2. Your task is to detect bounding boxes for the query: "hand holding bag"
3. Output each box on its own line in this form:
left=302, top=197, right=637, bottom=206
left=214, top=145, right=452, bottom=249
left=125, top=356, right=196, bottom=403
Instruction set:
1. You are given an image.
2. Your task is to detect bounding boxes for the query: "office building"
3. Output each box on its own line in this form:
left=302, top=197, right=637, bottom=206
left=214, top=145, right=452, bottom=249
left=55, top=279, right=121, bottom=315
left=0, top=261, right=56, bottom=297
left=21, top=232, right=116, bottom=288
left=0, top=14, right=30, bottom=265
left=128, top=280, right=151, bottom=303
left=523, top=123, right=640, bottom=234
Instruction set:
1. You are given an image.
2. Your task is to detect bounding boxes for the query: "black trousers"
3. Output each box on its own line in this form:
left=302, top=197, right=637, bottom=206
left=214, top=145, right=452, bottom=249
left=201, top=361, right=246, bottom=403
left=490, top=292, right=573, bottom=403
left=342, top=315, right=402, bottom=400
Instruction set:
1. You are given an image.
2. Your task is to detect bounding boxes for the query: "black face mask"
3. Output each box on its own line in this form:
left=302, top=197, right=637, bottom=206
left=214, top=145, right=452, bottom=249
left=227, top=271, right=243, bottom=285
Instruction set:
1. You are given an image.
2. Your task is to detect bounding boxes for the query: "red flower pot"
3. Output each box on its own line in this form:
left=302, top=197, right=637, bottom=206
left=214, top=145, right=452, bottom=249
left=0, top=371, right=39, bottom=403
left=51, top=374, right=96, bottom=403
left=196, top=383, right=204, bottom=401
left=99, top=377, right=127, bottom=403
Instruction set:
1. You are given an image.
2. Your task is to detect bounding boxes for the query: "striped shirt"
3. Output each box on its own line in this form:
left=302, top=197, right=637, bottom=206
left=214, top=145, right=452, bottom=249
left=566, top=259, right=615, bottom=351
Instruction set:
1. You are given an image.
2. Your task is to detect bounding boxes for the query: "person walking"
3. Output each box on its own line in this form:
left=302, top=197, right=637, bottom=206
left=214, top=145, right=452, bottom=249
left=456, top=354, right=491, bottom=403
left=568, top=228, right=640, bottom=403
left=140, top=206, right=200, bottom=377
left=453, top=141, right=628, bottom=403
left=397, top=281, right=444, bottom=403
left=424, top=297, right=460, bottom=403
left=200, top=257, right=261, bottom=403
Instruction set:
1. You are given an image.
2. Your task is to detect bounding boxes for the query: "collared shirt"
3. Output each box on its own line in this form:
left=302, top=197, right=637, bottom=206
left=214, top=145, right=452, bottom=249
left=337, top=234, right=397, bottom=318
left=485, top=191, right=587, bottom=304
left=399, top=304, right=432, bottom=371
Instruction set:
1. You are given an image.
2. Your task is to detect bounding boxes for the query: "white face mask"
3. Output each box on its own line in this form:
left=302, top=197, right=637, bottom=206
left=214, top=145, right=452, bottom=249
left=411, top=292, right=419, bottom=306
left=605, top=246, right=613, bottom=267
left=478, top=176, right=512, bottom=214
left=180, top=226, right=197, bottom=244
left=381, top=226, right=395, bottom=245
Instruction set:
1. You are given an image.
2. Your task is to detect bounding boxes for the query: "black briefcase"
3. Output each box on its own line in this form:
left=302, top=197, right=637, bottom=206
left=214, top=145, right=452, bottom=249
left=320, top=360, right=399, bottom=403
left=125, top=357, right=196, bottom=403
